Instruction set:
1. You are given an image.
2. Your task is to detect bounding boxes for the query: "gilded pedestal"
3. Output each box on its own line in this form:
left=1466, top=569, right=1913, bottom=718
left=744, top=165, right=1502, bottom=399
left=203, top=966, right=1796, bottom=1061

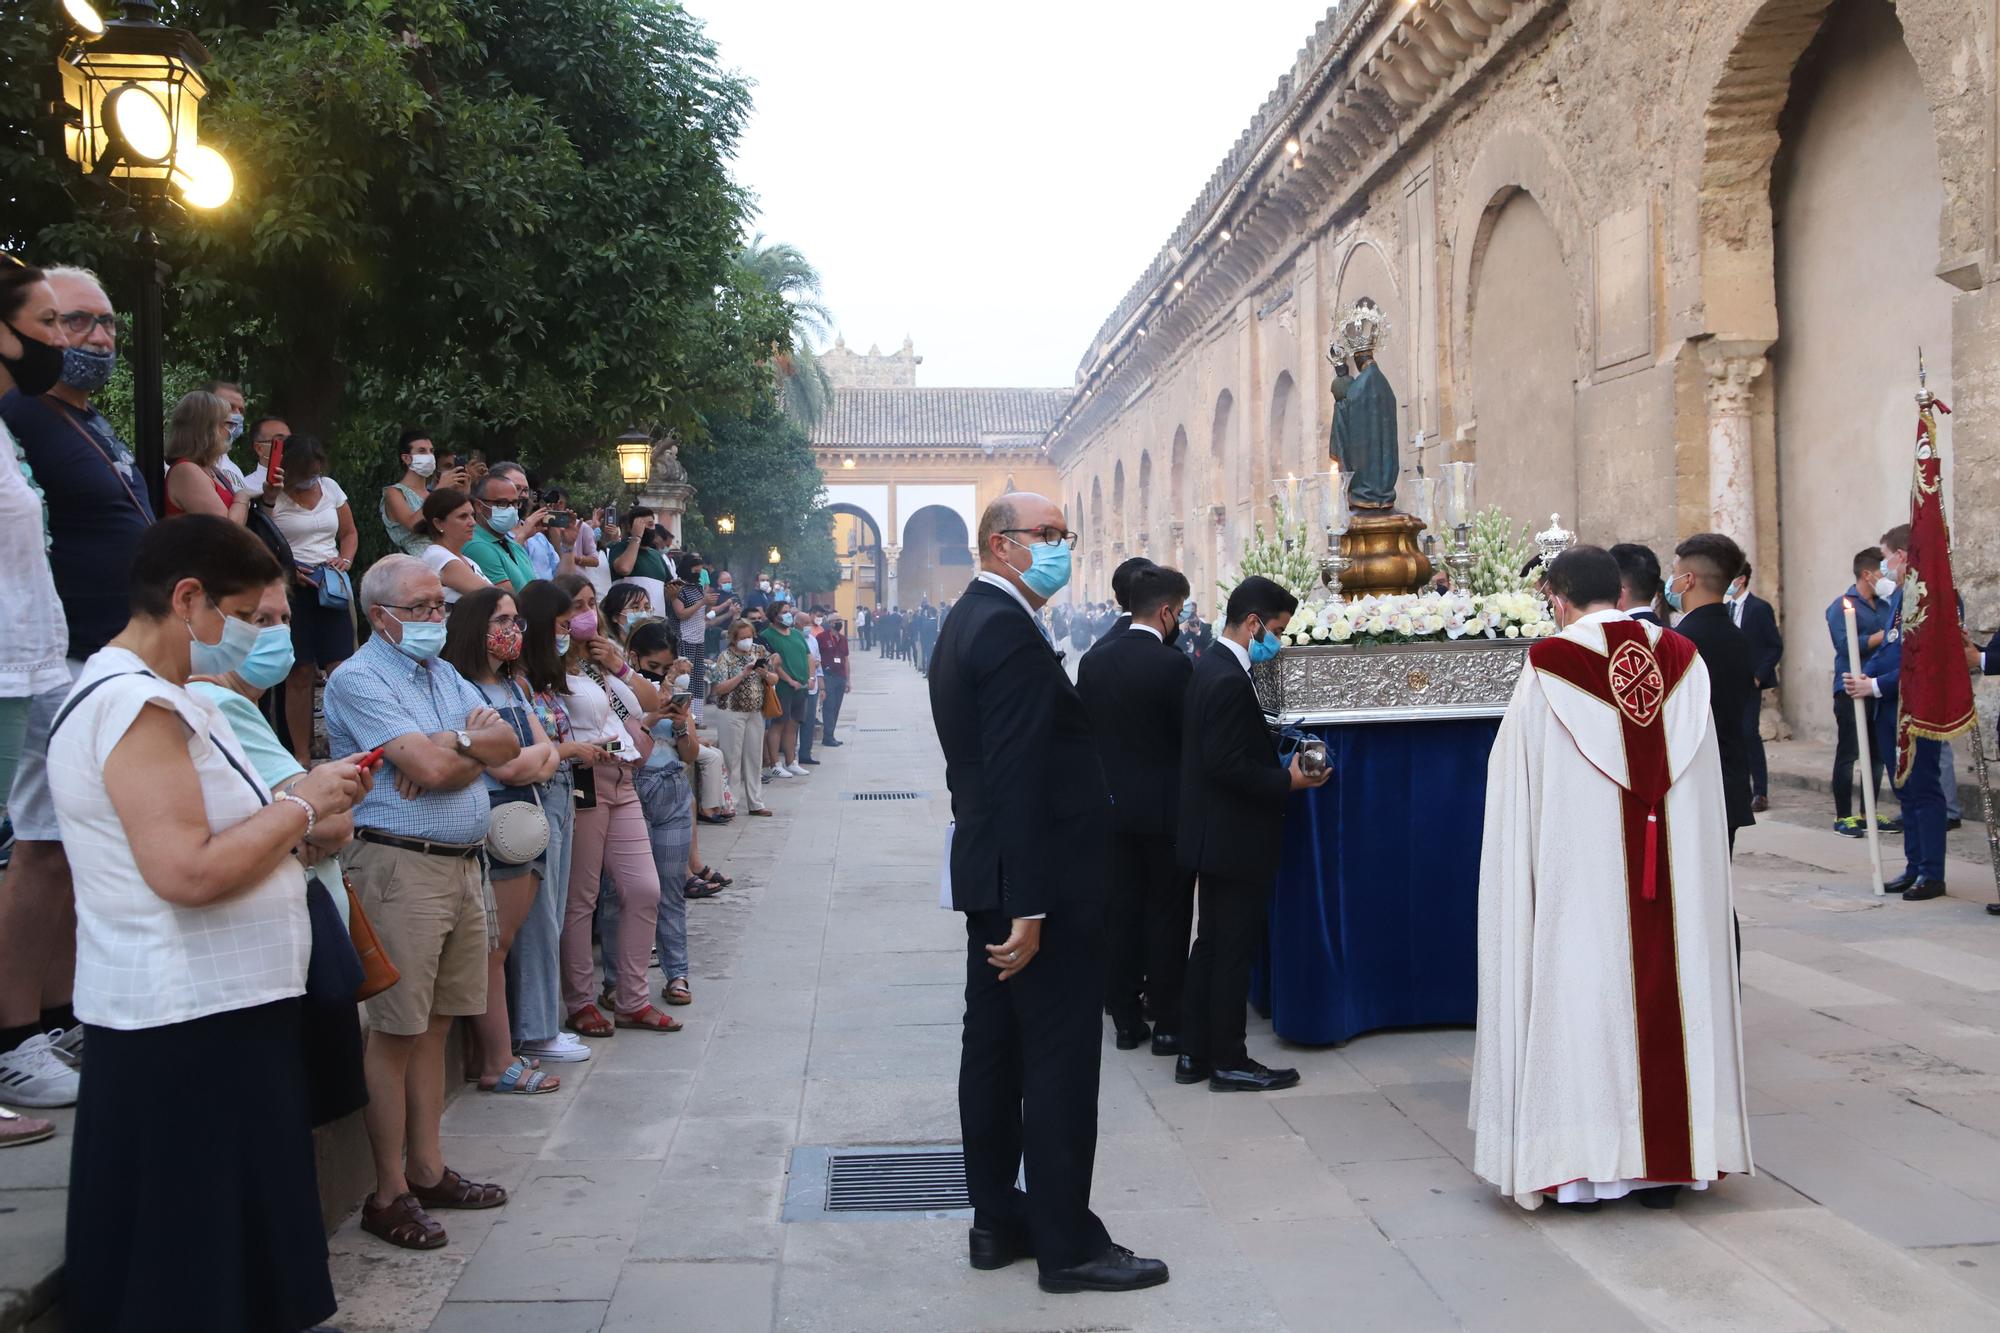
left=1338, top=512, right=1433, bottom=595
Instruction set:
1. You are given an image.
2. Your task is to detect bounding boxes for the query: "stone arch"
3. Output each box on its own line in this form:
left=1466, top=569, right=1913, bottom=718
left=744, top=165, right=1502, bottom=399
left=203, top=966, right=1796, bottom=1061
left=1694, top=0, right=1976, bottom=342
left=1329, top=236, right=1407, bottom=435
left=1112, top=459, right=1127, bottom=546
left=899, top=504, right=972, bottom=609
left=1168, top=425, right=1188, bottom=519
left=1137, top=450, right=1154, bottom=549
left=1448, top=122, right=1593, bottom=418
left=1467, top=188, right=1579, bottom=529
left=824, top=500, right=887, bottom=613
left=1209, top=389, right=1236, bottom=503
left=1089, top=475, right=1105, bottom=546
left=1265, top=371, right=1299, bottom=518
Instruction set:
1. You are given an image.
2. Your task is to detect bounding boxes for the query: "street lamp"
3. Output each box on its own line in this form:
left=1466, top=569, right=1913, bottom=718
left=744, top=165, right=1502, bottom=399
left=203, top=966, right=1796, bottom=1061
left=766, top=546, right=782, bottom=566
left=715, top=515, right=736, bottom=535
left=615, top=431, right=651, bottom=494
left=52, top=0, right=236, bottom=516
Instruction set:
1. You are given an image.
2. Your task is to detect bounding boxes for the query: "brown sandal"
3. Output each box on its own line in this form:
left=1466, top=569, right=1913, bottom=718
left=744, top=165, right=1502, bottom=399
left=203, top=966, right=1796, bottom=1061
left=615, top=1004, right=683, bottom=1032
left=663, top=978, right=692, bottom=1006
left=567, top=1003, right=613, bottom=1038
left=362, top=1192, right=448, bottom=1249
left=410, top=1166, right=508, bottom=1211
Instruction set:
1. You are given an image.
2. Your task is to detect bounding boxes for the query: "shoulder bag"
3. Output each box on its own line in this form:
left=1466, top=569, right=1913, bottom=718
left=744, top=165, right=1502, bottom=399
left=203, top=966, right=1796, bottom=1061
left=482, top=678, right=550, bottom=866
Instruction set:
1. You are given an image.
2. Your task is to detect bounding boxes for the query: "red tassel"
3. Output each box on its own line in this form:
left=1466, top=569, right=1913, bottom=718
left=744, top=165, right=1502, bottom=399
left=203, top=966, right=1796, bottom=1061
left=1642, top=808, right=1660, bottom=901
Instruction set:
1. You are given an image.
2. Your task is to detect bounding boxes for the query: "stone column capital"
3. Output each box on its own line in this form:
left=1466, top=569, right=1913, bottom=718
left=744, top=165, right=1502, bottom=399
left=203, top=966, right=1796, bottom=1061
left=1699, top=341, right=1770, bottom=415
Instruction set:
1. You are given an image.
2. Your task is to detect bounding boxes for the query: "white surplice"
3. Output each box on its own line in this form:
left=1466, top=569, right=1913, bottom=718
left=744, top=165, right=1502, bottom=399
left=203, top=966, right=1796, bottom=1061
left=1469, top=610, right=1753, bottom=1209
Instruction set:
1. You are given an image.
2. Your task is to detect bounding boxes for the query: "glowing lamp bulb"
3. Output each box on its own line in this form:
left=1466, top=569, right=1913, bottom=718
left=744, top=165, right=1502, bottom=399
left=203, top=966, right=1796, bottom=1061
left=108, top=85, right=173, bottom=163
left=176, top=144, right=234, bottom=209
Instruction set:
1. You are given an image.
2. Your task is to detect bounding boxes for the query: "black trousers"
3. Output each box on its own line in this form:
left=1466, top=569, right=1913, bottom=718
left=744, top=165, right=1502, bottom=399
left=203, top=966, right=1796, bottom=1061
left=960, top=907, right=1111, bottom=1273
left=1104, top=832, right=1195, bottom=1033
left=1180, top=871, right=1270, bottom=1070
left=1831, top=694, right=1884, bottom=820
left=1745, top=692, right=1769, bottom=798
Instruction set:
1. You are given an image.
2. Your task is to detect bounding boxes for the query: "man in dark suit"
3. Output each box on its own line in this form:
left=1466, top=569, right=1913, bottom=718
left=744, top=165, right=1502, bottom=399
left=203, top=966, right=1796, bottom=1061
left=1079, top=557, right=1154, bottom=672
left=1611, top=541, right=1665, bottom=626
left=1668, top=534, right=1757, bottom=848
left=1176, top=576, right=1329, bottom=1093
left=928, top=492, right=1168, bottom=1295
left=1077, top=564, right=1196, bottom=1056
left=1729, top=565, right=1784, bottom=811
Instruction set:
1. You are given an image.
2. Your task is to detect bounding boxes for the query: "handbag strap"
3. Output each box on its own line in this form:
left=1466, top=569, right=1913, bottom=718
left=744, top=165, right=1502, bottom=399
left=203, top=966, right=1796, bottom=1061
left=50, top=406, right=149, bottom=519
left=53, top=668, right=270, bottom=806
left=483, top=677, right=545, bottom=812
left=579, top=660, right=635, bottom=724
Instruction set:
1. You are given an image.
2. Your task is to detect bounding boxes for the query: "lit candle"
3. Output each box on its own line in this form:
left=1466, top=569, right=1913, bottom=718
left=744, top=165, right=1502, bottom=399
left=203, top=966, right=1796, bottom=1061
left=1843, top=597, right=1887, bottom=894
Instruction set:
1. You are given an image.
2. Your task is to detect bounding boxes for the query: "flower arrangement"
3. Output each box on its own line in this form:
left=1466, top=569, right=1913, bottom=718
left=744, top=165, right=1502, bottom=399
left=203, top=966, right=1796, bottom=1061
left=1218, top=502, right=1319, bottom=603
left=1469, top=505, right=1537, bottom=596
left=1279, top=588, right=1555, bottom=648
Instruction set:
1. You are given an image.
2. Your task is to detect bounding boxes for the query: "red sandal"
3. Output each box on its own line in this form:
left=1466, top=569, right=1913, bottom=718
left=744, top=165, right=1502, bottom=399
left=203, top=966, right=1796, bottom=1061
left=567, top=1003, right=614, bottom=1038
left=615, top=1004, right=683, bottom=1032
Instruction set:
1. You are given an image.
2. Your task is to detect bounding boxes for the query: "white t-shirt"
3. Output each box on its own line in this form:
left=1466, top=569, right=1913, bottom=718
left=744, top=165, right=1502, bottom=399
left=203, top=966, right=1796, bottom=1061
left=270, top=476, right=349, bottom=565
left=420, top=542, right=491, bottom=604
left=0, top=419, right=70, bottom=695
left=48, top=647, right=310, bottom=1030
left=563, top=669, right=645, bottom=762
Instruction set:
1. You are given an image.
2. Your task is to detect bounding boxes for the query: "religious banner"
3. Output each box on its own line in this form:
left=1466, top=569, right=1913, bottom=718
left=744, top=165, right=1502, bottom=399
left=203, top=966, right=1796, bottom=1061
left=1893, top=385, right=1972, bottom=782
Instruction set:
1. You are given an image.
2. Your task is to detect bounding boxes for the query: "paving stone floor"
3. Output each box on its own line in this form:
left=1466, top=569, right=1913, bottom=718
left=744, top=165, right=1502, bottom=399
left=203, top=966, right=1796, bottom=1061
left=325, top=655, right=2000, bottom=1332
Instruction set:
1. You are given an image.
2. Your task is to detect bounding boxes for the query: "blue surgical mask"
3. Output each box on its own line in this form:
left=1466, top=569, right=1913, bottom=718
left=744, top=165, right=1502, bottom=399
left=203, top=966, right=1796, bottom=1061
left=623, top=610, right=649, bottom=629
left=1248, top=629, right=1283, bottom=665
left=1008, top=537, right=1072, bottom=598
left=1180, top=597, right=1196, bottom=624
left=781, top=612, right=795, bottom=627
left=555, top=632, right=572, bottom=656
left=187, top=599, right=259, bottom=677
left=226, top=413, right=244, bottom=443
left=392, top=615, right=447, bottom=662
left=1663, top=577, right=1686, bottom=614
left=485, top=505, right=519, bottom=534
left=60, top=345, right=116, bottom=393
left=238, top=623, right=297, bottom=689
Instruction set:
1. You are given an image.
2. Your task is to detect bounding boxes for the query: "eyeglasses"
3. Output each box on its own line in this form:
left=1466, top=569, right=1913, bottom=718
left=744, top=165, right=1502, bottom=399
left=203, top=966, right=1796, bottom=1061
left=488, top=614, right=527, bottom=631
left=383, top=602, right=448, bottom=621
left=256, top=432, right=290, bottom=447
left=57, top=311, right=120, bottom=337
left=999, top=527, right=1079, bottom=550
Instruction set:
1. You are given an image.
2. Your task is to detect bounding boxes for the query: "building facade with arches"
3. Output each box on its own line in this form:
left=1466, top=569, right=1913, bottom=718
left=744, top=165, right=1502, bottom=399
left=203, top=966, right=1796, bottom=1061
left=1045, top=0, right=1999, bottom=740
left=810, top=340, right=1065, bottom=622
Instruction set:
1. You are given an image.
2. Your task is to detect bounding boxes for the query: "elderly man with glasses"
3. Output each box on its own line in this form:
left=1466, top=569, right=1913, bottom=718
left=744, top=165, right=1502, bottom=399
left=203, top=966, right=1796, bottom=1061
left=322, top=555, right=524, bottom=1252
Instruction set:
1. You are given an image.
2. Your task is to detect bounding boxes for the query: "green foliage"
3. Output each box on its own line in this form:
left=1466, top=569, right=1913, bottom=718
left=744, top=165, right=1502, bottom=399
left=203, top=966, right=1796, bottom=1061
left=1219, top=502, right=1318, bottom=603
left=1470, top=505, right=1536, bottom=596
left=681, top=394, right=833, bottom=587
left=739, top=234, right=833, bottom=428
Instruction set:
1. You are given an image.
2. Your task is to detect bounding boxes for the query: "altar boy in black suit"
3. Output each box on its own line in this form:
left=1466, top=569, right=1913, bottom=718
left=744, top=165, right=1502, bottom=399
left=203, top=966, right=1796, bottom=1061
left=1077, top=563, right=1195, bottom=1055
left=929, top=492, right=1168, bottom=1295
left=1176, top=576, right=1329, bottom=1092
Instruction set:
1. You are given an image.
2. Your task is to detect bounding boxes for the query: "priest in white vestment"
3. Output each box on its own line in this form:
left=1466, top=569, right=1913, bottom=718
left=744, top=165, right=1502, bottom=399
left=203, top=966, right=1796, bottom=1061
left=1471, top=545, right=1752, bottom=1210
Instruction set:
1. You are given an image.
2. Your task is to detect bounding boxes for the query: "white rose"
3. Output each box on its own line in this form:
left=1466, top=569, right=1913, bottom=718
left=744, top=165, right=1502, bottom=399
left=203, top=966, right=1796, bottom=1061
left=1330, top=619, right=1353, bottom=641
left=1392, top=614, right=1415, bottom=635
left=1424, top=614, right=1445, bottom=634
left=1311, top=624, right=1331, bottom=643
left=1365, top=616, right=1388, bottom=635
left=1506, top=624, right=1521, bottom=638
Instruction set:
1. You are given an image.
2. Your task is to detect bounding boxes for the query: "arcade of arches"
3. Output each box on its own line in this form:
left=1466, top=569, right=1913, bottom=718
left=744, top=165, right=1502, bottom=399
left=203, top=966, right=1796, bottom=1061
left=1045, top=0, right=1999, bottom=742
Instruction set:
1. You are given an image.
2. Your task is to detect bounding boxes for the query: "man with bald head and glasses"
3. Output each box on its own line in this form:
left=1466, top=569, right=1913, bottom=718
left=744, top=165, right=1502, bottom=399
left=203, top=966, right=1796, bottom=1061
left=928, top=492, right=1169, bottom=1296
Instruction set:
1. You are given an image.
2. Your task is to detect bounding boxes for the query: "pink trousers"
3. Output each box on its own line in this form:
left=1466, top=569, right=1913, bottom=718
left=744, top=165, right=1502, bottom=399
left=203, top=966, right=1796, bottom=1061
left=560, top=762, right=661, bottom=1015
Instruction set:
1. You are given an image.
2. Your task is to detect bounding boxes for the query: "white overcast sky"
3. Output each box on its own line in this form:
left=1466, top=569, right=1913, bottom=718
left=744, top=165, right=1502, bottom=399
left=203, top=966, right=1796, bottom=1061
left=688, top=1, right=1337, bottom=388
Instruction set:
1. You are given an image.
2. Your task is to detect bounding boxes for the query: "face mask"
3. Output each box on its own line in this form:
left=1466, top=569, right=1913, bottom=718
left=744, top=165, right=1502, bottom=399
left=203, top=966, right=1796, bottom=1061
left=391, top=615, right=447, bottom=662
left=1007, top=537, right=1073, bottom=598
left=0, top=323, right=66, bottom=396
left=487, top=626, right=523, bottom=661
left=225, top=413, right=244, bottom=444
left=59, top=345, right=116, bottom=394
left=622, top=609, right=649, bottom=630
left=555, top=632, right=572, bottom=656
left=485, top=504, right=519, bottom=534
left=1180, top=597, right=1196, bottom=624
left=780, top=612, right=795, bottom=627
left=759, top=580, right=771, bottom=592
left=570, top=609, right=598, bottom=640
left=409, top=454, right=437, bottom=478
left=636, top=667, right=665, bottom=684
left=736, top=637, right=754, bottom=653
left=293, top=475, right=322, bottom=491
left=186, top=598, right=259, bottom=677
left=673, top=673, right=691, bottom=692
left=1248, top=628, right=1283, bottom=665
left=1873, top=576, right=1895, bottom=600
left=1663, top=579, right=1684, bottom=614
left=720, top=582, right=733, bottom=593
left=1165, top=622, right=1182, bottom=649
left=237, top=622, right=296, bottom=689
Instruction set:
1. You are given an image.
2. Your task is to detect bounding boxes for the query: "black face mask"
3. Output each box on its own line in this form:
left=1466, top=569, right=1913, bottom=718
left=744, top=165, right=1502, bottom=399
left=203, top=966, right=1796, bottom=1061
left=0, top=323, right=66, bottom=396
left=1165, top=622, right=1181, bottom=649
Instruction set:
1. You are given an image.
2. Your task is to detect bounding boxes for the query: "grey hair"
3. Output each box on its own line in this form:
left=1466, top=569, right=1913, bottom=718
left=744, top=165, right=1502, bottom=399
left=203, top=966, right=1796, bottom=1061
left=359, top=553, right=428, bottom=614
left=42, top=264, right=105, bottom=293
left=490, top=459, right=526, bottom=482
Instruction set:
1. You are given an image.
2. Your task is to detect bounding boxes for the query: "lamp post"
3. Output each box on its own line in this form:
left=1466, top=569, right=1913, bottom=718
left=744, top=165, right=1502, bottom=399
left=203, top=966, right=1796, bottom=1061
left=52, top=0, right=235, bottom=517
left=615, top=430, right=652, bottom=498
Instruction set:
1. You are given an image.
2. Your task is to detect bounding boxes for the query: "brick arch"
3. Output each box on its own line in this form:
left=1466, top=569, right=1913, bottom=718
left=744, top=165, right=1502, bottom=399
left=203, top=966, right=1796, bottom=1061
left=1693, top=0, right=1968, bottom=340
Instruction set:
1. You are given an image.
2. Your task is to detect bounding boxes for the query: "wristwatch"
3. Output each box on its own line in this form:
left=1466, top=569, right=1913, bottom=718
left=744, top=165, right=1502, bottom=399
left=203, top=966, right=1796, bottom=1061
left=454, top=729, right=472, bottom=753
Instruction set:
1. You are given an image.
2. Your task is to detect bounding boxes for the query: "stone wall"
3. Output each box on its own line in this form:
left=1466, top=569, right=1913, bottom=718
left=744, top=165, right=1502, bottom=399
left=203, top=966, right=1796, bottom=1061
left=1047, top=0, right=1999, bottom=738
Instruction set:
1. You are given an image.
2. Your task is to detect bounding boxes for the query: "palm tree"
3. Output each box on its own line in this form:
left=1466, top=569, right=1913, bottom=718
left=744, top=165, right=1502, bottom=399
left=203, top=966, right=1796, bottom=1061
left=741, top=233, right=834, bottom=429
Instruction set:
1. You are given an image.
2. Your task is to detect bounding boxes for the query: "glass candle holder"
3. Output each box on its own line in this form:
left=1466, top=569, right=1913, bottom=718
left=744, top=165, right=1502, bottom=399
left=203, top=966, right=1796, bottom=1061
left=1327, top=466, right=1354, bottom=536
left=1440, top=461, right=1477, bottom=530
left=1406, top=475, right=1439, bottom=535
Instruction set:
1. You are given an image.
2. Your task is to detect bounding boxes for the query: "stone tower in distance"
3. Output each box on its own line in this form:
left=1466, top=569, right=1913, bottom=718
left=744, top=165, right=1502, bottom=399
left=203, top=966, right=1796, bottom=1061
left=820, top=335, right=922, bottom=390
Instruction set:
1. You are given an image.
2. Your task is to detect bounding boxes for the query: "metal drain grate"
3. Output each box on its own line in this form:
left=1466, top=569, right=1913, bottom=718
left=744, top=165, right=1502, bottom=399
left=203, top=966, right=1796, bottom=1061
left=783, top=1145, right=974, bottom=1222
left=843, top=790, right=926, bottom=802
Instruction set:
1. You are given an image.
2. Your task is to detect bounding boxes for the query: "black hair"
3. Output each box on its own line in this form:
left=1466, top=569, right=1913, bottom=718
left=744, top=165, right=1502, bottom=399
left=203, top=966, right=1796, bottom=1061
left=1608, top=542, right=1663, bottom=601
left=679, top=550, right=703, bottom=571
left=1127, top=564, right=1191, bottom=619
left=394, top=428, right=433, bottom=465
left=246, top=416, right=288, bottom=443
left=129, top=515, right=284, bottom=618
left=1110, top=556, right=1154, bottom=610
left=1546, top=544, right=1626, bottom=607
left=1672, top=532, right=1746, bottom=595
left=600, top=582, right=652, bottom=641
left=1224, top=575, right=1298, bottom=628
left=1, top=256, right=47, bottom=322
left=441, top=585, right=516, bottom=684
left=516, top=579, right=572, bottom=695
left=1853, top=547, right=1883, bottom=578
left=280, top=433, right=328, bottom=481
left=628, top=620, right=680, bottom=666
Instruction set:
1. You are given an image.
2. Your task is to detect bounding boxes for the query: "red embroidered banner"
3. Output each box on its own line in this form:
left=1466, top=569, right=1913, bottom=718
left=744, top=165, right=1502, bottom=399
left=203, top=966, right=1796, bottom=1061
left=1895, top=395, right=1973, bottom=782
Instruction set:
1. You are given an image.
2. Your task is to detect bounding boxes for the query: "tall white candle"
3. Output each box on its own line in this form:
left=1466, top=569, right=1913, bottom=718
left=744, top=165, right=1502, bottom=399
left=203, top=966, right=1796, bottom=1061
left=1844, top=598, right=1887, bottom=895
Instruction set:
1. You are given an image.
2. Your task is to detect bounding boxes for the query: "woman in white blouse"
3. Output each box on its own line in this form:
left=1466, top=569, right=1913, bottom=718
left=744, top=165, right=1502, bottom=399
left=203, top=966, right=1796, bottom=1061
left=263, top=434, right=358, bottom=765
left=48, top=515, right=368, bottom=1333
left=412, top=485, right=491, bottom=605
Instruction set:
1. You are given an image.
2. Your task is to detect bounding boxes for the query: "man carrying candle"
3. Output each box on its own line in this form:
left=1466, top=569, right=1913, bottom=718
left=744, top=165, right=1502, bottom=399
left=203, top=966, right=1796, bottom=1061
left=1825, top=548, right=1893, bottom=838
left=1471, top=545, right=1751, bottom=1212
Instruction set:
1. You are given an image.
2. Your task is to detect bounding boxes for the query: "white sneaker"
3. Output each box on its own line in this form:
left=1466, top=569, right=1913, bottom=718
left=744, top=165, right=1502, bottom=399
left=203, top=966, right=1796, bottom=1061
left=767, top=767, right=790, bottom=780
left=786, top=763, right=810, bottom=777
left=0, top=1031, right=81, bottom=1108
left=516, top=1033, right=592, bottom=1064
left=50, top=1025, right=83, bottom=1069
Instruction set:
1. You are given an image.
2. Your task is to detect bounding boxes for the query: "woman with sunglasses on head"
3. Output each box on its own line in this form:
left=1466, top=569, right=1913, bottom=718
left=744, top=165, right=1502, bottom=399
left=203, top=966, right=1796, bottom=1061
left=440, top=587, right=563, bottom=1092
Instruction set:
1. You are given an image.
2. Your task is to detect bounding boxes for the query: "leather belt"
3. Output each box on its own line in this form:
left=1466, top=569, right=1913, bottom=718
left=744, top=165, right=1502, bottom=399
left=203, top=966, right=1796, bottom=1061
left=357, top=829, right=484, bottom=859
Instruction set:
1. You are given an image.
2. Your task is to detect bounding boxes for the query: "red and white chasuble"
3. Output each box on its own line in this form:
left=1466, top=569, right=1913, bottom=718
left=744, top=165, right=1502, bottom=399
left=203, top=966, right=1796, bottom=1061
left=1470, top=610, right=1753, bottom=1209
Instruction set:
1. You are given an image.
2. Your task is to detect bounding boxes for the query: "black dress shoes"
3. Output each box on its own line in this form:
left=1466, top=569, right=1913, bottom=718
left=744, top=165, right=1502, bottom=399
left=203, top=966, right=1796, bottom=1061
left=1883, top=873, right=1917, bottom=895
left=1112, top=1017, right=1151, bottom=1051
left=1637, top=1185, right=1684, bottom=1210
left=1209, top=1059, right=1301, bottom=1093
left=1902, top=878, right=1946, bottom=901
left=968, top=1225, right=1034, bottom=1271
left=1038, top=1244, right=1170, bottom=1294
left=1150, top=1030, right=1182, bottom=1057
left=1173, top=1055, right=1211, bottom=1085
